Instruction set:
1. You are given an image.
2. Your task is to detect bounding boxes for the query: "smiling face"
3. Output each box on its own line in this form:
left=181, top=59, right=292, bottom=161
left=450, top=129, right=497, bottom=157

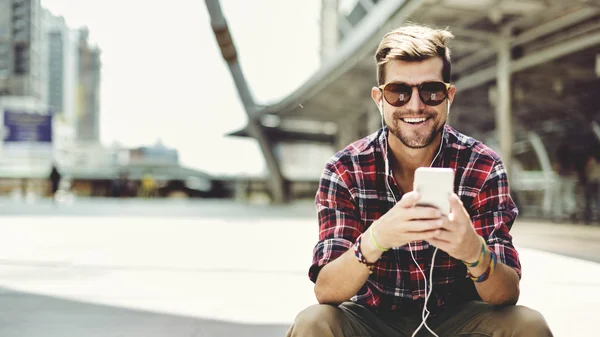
left=373, top=58, right=455, bottom=149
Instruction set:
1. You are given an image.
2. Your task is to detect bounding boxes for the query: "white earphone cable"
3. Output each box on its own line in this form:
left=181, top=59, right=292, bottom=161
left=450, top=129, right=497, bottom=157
left=380, top=99, right=449, bottom=337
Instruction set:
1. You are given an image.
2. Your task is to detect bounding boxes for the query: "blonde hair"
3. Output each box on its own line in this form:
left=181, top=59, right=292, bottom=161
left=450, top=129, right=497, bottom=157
left=375, top=24, right=454, bottom=85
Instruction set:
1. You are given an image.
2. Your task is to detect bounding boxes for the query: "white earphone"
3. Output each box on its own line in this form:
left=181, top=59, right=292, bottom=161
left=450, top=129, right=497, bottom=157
left=379, top=97, right=450, bottom=337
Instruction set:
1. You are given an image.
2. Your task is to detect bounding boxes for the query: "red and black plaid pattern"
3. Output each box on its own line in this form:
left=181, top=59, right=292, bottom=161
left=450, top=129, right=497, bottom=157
left=309, top=125, right=521, bottom=315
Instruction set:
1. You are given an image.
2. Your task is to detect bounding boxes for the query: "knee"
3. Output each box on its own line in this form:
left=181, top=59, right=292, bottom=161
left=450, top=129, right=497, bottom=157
left=286, top=304, right=343, bottom=337
left=510, top=306, right=552, bottom=336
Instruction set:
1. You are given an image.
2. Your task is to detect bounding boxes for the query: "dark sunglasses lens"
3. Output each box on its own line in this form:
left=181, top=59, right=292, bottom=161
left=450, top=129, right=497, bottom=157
left=419, top=82, right=447, bottom=106
left=384, top=83, right=412, bottom=107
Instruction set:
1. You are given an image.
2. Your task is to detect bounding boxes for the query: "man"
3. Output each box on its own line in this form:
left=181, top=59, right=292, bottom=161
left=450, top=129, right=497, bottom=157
left=552, top=142, right=577, bottom=222
left=49, top=164, right=61, bottom=201
left=584, top=153, right=600, bottom=224
left=287, top=25, right=552, bottom=337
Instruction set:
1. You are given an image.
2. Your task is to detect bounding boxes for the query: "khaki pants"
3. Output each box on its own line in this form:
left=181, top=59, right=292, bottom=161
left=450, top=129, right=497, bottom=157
left=287, top=301, right=552, bottom=337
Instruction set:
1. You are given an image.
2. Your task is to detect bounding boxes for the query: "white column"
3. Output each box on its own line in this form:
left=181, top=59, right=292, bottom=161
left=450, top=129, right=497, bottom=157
left=320, top=0, right=339, bottom=62
left=496, top=37, right=513, bottom=180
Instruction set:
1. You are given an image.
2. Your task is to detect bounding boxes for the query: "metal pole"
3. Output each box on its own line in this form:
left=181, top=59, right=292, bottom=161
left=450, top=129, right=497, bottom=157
left=496, top=36, right=513, bottom=182
left=528, top=132, right=554, bottom=217
left=204, top=0, right=287, bottom=203
left=321, top=0, right=339, bottom=62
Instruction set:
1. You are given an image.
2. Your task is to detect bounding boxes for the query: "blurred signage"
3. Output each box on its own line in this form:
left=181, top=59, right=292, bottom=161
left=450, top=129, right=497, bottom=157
left=3, top=109, right=52, bottom=143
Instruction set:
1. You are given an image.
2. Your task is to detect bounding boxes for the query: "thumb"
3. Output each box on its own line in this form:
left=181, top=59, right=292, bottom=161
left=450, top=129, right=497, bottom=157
left=397, top=190, right=421, bottom=208
left=449, top=193, right=467, bottom=219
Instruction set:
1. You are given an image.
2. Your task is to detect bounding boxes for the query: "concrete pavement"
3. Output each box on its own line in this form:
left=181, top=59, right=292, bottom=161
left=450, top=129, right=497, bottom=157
left=0, top=288, right=289, bottom=337
left=0, top=199, right=597, bottom=336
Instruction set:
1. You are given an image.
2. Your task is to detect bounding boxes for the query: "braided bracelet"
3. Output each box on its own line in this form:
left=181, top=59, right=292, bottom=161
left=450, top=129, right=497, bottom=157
left=353, top=234, right=375, bottom=274
left=468, top=249, right=498, bottom=283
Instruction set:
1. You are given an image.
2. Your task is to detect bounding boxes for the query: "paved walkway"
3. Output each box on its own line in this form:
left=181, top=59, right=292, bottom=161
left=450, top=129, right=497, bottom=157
left=0, top=199, right=597, bottom=336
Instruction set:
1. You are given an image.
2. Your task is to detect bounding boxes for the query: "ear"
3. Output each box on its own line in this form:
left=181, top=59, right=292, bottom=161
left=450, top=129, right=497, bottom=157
left=447, top=84, right=456, bottom=106
left=371, top=86, right=383, bottom=114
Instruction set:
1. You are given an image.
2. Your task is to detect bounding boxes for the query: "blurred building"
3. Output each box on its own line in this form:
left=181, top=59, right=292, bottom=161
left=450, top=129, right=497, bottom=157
left=42, top=9, right=80, bottom=172
left=0, top=0, right=57, bottom=198
left=76, top=27, right=101, bottom=143
left=100, top=141, right=224, bottom=199
left=0, top=0, right=45, bottom=101
left=42, top=9, right=78, bottom=123
left=0, top=3, right=105, bottom=199
left=129, top=140, right=180, bottom=166
left=0, top=3, right=221, bottom=200
left=228, top=0, right=600, bottom=214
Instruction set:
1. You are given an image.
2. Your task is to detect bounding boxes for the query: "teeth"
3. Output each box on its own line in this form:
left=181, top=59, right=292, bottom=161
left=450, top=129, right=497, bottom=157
left=403, top=117, right=427, bottom=123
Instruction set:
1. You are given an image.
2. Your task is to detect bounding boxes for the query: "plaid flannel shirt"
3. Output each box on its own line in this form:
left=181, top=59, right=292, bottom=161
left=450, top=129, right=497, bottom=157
left=309, top=125, right=521, bottom=315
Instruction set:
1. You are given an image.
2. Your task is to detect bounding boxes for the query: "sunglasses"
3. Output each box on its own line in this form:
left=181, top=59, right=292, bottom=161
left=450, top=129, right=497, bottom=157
left=378, top=81, right=451, bottom=107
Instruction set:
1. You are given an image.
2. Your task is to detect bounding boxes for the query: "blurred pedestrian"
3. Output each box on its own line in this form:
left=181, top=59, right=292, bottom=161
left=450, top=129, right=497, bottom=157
left=111, top=176, right=121, bottom=198
left=140, top=173, right=156, bottom=198
left=552, top=143, right=577, bottom=222
left=49, top=165, right=61, bottom=202
left=584, top=154, right=600, bottom=224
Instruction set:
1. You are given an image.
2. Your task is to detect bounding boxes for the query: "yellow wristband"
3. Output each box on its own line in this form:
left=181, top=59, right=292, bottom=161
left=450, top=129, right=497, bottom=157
left=463, top=236, right=487, bottom=267
left=369, top=225, right=389, bottom=252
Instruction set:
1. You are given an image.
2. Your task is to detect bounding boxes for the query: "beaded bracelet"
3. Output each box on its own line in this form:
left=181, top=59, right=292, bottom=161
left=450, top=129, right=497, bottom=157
left=353, top=234, right=375, bottom=274
left=468, top=249, right=498, bottom=283
left=463, top=236, right=487, bottom=268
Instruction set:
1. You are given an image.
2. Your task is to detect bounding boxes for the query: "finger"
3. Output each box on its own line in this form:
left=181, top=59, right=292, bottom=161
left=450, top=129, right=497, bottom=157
left=404, top=229, right=441, bottom=242
left=431, top=228, right=455, bottom=243
left=438, top=215, right=457, bottom=232
left=428, top=238, right=451, bottom=251
left=448, top=193, right=469, bottom=221
left=403, top=219, right=444, bottom=232
left=396, top=191, right=421, bottom=208
left=402, top=206, right=442, bottom=221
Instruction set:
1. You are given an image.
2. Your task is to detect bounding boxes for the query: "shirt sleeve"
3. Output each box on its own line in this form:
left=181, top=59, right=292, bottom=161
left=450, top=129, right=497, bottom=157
left=470, top=159, right=522, bottom=279
left=308, top=161, right=364, bottom=284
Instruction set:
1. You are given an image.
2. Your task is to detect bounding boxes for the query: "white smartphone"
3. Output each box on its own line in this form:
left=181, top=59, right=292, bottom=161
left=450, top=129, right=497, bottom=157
left=413, top=167, right=455, bottom=215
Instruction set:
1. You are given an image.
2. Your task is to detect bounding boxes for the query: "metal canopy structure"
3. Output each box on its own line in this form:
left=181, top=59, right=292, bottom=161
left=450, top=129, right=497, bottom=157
left=205, top=0, right=287, bottom=203
left=221, top=0, right=600, bottom=203
left=230, top=0, right=600, bottom=139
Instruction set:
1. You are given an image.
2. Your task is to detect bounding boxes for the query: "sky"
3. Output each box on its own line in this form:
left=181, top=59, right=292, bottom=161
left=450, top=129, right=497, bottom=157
left=40, top=0, right=322, bottom=176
